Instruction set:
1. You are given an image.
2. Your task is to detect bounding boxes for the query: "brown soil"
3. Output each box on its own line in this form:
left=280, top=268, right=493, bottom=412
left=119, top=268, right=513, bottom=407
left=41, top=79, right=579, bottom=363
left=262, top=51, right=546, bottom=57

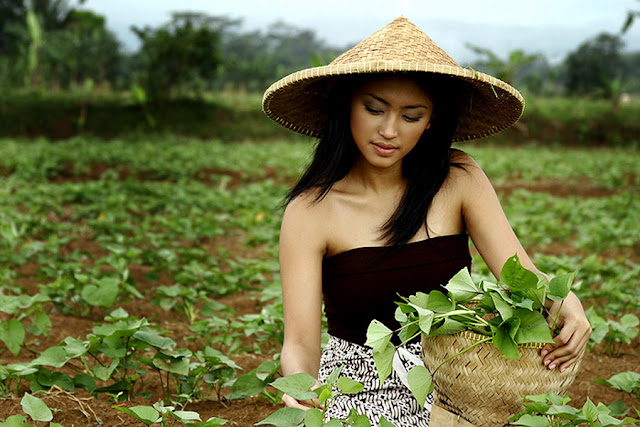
left=1, top=165, right=638, bottom=426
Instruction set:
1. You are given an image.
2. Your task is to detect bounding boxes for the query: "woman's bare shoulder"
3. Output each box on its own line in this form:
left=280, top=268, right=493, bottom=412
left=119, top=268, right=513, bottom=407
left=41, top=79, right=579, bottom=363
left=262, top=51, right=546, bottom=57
left=284, top=188, right=332, bottom=220
left=281, top=189, right=333, bottom=254
left=449, top=149, right=490, bottom=185
left=450, top=149, right=480, bottom=169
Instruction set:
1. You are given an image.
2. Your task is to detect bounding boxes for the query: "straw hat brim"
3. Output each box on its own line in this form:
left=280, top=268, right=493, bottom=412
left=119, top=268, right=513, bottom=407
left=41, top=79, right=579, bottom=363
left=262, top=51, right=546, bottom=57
left=262, top=16, right=525, bottom=142
left=263, top=61, right=524, bottom=142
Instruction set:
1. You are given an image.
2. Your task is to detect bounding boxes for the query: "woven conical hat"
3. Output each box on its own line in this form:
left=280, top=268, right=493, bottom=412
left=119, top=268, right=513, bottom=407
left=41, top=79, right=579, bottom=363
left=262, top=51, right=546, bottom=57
left=262, top=16, right=524, bottom=142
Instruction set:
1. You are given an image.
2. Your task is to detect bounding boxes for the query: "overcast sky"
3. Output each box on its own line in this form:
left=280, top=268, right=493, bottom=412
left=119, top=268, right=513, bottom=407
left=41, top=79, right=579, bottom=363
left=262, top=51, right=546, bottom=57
left=85, top=0, right=640, bottom=64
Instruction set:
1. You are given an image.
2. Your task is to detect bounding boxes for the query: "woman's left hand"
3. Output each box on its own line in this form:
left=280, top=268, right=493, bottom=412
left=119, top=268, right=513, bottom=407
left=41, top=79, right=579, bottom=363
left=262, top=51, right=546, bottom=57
left=540, top=291, right=592, bottom=372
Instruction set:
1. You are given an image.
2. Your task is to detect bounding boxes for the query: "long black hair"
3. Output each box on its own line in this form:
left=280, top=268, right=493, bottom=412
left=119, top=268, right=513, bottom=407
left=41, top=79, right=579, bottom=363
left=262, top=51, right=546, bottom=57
left=285, top=72, right=466, bottom=248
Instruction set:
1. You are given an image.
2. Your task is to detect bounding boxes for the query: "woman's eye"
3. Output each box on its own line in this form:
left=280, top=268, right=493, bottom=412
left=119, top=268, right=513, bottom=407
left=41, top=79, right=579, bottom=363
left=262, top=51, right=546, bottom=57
left=365, top=106, right=382, bottom=114
left=404, top=116, right=421, bottom=122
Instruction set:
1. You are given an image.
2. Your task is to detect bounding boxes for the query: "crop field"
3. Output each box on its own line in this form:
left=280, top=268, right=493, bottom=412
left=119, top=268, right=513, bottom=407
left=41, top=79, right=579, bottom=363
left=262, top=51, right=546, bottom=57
left=0, top=137, right=638, bottom=426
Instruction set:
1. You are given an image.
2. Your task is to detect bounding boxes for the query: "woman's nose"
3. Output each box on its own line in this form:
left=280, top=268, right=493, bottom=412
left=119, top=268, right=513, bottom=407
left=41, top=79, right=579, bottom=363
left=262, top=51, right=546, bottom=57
left=378, top=116, right=398, bottom=139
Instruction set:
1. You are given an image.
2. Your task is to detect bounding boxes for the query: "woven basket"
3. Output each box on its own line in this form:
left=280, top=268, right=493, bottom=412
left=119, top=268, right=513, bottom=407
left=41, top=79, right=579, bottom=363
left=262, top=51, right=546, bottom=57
left=421, top=331, right=583, bottom=427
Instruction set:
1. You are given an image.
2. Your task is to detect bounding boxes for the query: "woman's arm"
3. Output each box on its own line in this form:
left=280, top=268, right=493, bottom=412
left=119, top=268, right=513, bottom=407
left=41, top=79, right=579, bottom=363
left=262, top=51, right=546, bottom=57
left=278, top=195, right=326, bottom=409
left=457, top=154, right=591, bottom=372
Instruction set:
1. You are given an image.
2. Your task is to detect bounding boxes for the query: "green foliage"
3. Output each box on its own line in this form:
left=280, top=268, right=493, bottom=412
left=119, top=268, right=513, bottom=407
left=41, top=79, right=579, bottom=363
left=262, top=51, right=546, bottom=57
left=622, top=0, right=640, bottom=33
left=114, top=401, right=228, bottom=426
left=20, top=393, right=53, bottom=422
left=366, top=256, right=576, bottom=408
left=593, top=371, right=640, bottom=402
left=565, top=33, right=625, bottom=98
left=0, top=138, right=638, bottom=424
left=217, top=19, right=341, bottom=92
left=0, top=293, right=51, bottom=356
left=510, top=392, right=640, bottom=426
left=132, top=13, right=222, bottom=99
left=586, top=308, right=639, bottom=355
left=39, top=9, right=121, bottom=89
left=227, top=359, right=281, bottom=403
left=466, top=44, right=540, bottom=85
left=257, top=367, right=390, bottom=426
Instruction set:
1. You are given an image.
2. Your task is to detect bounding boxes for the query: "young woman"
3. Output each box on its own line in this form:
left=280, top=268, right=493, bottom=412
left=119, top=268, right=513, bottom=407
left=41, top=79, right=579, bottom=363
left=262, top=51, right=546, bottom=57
left=262, top=16, right=591, bottom=426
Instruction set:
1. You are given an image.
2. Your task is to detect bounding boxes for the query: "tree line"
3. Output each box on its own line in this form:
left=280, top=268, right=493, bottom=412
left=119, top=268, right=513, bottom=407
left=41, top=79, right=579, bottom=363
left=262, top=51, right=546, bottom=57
left=0, top=0, right=638, bottom=100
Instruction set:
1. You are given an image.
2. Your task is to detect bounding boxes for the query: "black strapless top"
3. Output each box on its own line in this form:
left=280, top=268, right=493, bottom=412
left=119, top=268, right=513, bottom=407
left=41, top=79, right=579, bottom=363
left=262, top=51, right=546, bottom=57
left=322, top=234, right=472, bottom=345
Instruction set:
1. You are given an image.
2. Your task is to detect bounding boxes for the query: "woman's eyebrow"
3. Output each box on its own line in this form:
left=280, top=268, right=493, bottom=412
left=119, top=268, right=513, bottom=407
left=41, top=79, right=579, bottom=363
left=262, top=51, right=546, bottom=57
left=365, top=93, right=429, bottom=109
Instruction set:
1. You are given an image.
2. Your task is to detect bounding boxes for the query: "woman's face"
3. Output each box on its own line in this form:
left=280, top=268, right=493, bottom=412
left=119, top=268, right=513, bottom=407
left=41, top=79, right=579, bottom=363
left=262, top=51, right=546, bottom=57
left=350, top=75, right=433, bottom=170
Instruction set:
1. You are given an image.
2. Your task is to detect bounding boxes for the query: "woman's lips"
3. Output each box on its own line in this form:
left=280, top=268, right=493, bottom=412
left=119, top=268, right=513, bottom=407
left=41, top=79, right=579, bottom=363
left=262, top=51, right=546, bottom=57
left=372, top=142, right=397, bottom=157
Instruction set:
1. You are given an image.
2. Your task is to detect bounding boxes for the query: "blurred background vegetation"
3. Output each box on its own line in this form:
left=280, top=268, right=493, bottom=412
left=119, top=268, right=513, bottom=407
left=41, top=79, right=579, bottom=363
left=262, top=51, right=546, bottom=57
left=0, top=0, right=639, bottom=145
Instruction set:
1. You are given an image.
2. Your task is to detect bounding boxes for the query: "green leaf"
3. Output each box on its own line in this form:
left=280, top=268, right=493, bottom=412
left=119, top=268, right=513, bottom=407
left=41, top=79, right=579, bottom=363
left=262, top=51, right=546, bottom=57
left=499, top=255, right=538, bottom=292
left=593, top=371, right=640, bottom=394
left=548, top=272, right=575, bottom=301
left=188, top=418, right=228, bottom=426
left=523, top=280, right=547, bottom=310
left=620, top=314, right=639, bottom=328
left=81, top=276, right=120, bottom=308
left=582, top=398, right=598, bottom=422
left=407, top=292, right=429, bottom=308
left=0, top=415, right=30, bottom=427
left=269, top=373, right=317, bottom=401
left=397, top=321, right=419, bottom=343
left=597, top=414, right=626, bottom=426
left=188, top=417, right=228, bottom=427
left=152, top=354, right=191, bottom=376
left=172, top=410, right=201, bottom=421
left=429, top=318, right=467, bottom=336
left=132, top=330, right=175, bottom=350
left=364, top=320, right=393, bottom=353
left=444, top=267, right=478, bottom=302
left=228, top=372, right=268, bottom=399
left=324, top=365, right=344, bottom=386
left=73, top=374, right=97, bottom=394
left=546, top=404, right=580, bottom=418
left=372, top=341, right=395, bottom=385
left=521, top=401, right=552, bottom=414
left=254, top=407, right=305, bottom=426
left=30, top=346, right=70, bottom=368
left=62, top=337, right=88, bottom=358
left=425, top=290, right=455, bottom=312
left=607, top=401, right=627, bottom=416
left=91, top=359, right=120, bottom=381
left=513, top=310, right=554, bottom=344
left=32, top=312, right=52, bottom=336
left=407, top=365, right=433, bottom=409
left=490, top=292, right=515, bottom=321
left=410, top=305, right=434, bottom=334
left=350, top=414, right=372, bottom=427
left=0, top=319, right=25, bottom=356
left=36, top=370, right=75, bottom=391
left=21, top=393, right=53, bottom=422
left=510, top=414, right=550, bottom=427
left=317, top=387, right=332, bottom=406
left=394, top=306, right=408, bottom=323
left=337, top=377, right=364, bottom=394
left=202, top=347, right=241, bottom=369
left=492, top=318, right=521, bottom=360
left=378, top=416, right=396, bottom=427
left=113, top=405, right=161, bottom=425
left=303, top=408, right=323, bottom=427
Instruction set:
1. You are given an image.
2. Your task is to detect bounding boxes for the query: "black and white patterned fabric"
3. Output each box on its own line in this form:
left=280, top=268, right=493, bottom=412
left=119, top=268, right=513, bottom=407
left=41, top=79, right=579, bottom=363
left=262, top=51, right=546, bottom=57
left=318, top=335, right=433, bottom=426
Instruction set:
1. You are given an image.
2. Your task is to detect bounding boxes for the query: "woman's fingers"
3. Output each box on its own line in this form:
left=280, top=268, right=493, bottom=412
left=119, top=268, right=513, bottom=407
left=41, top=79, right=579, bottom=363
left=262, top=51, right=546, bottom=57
left=540, top=317, right=591, bottom=372
left=282, top=393, right=322, bottom=410
left=282, top=394, right=314, bottom=410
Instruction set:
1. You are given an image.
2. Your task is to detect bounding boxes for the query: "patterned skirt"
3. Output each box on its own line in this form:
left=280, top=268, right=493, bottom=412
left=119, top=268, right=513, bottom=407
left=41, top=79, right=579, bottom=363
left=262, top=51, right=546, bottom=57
left=318, top=335, right=433, bottom=426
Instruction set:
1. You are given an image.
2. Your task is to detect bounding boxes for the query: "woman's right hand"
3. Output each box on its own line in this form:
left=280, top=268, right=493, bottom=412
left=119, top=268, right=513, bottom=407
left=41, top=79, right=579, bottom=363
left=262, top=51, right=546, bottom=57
left=281, top=379, right=323, bottom=410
